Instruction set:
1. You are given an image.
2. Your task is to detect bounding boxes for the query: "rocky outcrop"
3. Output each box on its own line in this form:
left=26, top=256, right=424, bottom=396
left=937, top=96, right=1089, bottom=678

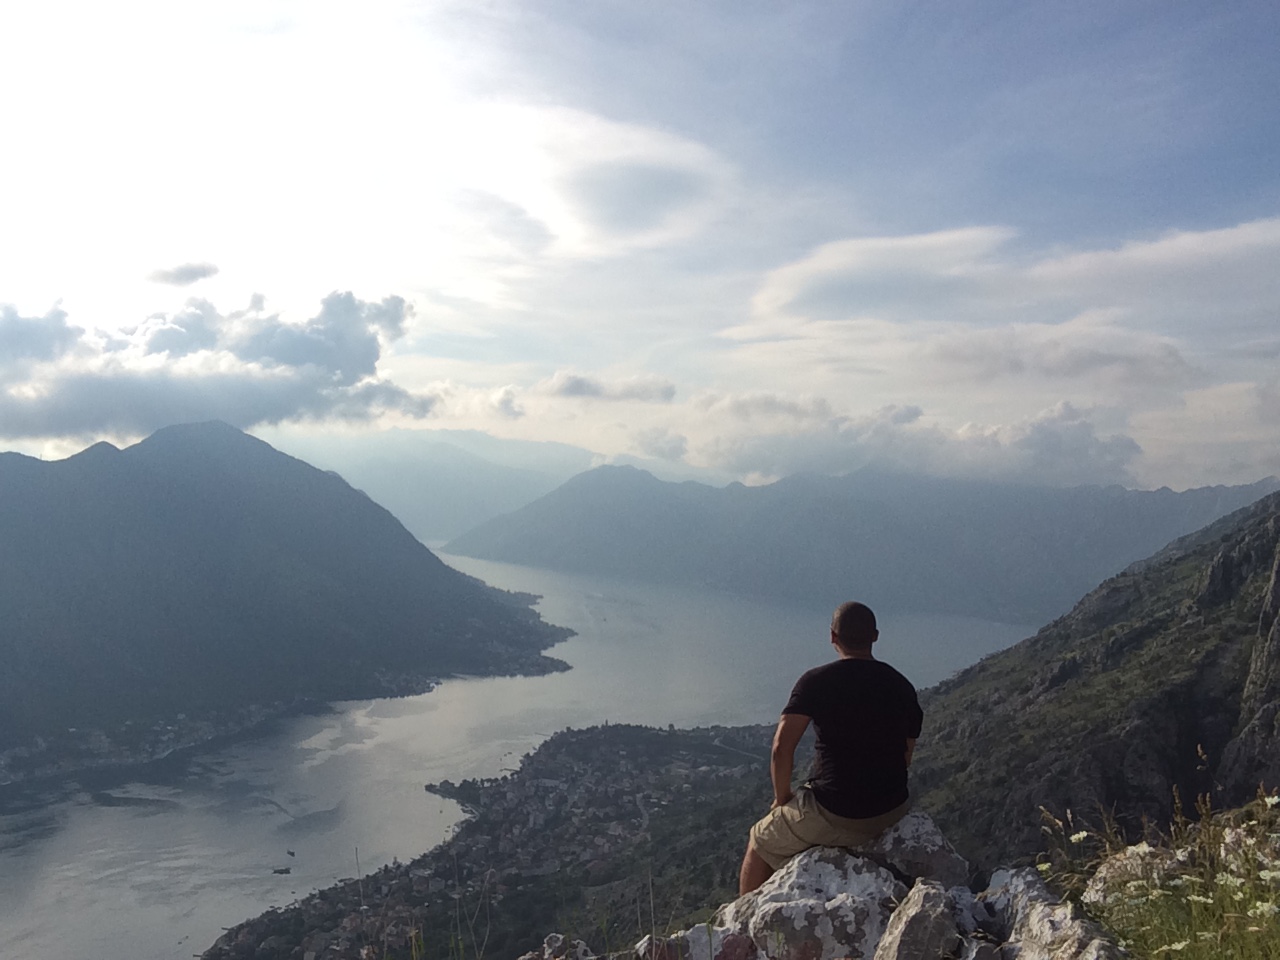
left=530, top=814, right=1123, bottom=960
left=1218, top=534, right=1280, bottom=794
left=982, top=868, right=1122, bottom=960
left=912, top=490, right=1280, bottom=868
left=848, top=811, right=971, bottom=889
left=871, top=881, right=960, bottom=960
left=642, top=847, right=908, bottom=960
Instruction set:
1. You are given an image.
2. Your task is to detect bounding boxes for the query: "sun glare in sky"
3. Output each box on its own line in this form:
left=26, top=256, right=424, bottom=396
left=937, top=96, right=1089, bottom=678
left=2, top=0, right=1278, bottom=489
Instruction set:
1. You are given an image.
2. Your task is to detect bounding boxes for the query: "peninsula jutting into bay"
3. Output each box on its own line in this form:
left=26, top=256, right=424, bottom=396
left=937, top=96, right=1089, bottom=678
left=0, top=422, right=572, bottom=784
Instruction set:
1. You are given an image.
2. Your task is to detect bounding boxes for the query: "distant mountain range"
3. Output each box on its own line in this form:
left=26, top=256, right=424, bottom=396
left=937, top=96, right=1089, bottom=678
left=263, top=429, right=589, bottom=543
left=262, top=427, right=735, bottom=543
left=445, top=465, right=1280, bottom=624
left=0, top=422, right=571, bottom=745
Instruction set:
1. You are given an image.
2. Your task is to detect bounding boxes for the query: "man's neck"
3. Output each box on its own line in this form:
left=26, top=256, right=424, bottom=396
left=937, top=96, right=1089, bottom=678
left=836, top=647, right=875, bottom=661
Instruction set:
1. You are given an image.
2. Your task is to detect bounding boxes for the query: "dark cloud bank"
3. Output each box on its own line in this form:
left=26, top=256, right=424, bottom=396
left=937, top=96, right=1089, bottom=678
left=0, top=292, right=435, bottom=439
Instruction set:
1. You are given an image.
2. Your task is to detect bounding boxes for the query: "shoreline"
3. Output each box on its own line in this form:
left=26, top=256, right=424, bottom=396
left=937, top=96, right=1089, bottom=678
left=201, top=722, right=775, bottom=960
left=0, top=651, right=573, bottom=804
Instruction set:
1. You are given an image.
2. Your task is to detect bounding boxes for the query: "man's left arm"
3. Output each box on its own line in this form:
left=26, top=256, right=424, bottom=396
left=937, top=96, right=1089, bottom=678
left=770, top=713, right=811, bottom=807
left=905, top=681, right=923, bottom=770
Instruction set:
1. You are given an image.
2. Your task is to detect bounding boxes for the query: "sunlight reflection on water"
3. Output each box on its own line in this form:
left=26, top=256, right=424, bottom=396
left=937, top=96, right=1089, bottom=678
left=0, top=559, right=1031, bottom=960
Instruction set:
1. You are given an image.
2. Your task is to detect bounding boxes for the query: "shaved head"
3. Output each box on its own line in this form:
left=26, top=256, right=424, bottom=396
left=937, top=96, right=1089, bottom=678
left=831, top=601, right=878, bottom=649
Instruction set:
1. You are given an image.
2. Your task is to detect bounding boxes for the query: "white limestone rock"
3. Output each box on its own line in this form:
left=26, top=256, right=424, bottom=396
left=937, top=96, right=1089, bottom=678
left=637, top=847, right=906, bottom=960
left=847, top=811, right=971, bottom=888
left=624, top=829, right=1122, bottom=960
left=982, top=868, right=1124, bottom=960
left=520, top=933, right=597, bottom=960
left=1081, top=841, right=1176, bottom=908
left=871, top=880, right=961, bottom=960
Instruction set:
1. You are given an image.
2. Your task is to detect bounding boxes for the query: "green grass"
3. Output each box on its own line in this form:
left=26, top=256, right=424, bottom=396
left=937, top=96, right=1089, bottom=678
left=1040, top=791, right=1280, bottom=959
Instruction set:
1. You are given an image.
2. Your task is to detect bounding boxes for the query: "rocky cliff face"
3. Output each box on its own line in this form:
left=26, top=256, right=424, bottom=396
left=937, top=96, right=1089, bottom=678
left=910, top=490, right=1280, bottom=867
left=1219, top=515, right=1280, bottom=793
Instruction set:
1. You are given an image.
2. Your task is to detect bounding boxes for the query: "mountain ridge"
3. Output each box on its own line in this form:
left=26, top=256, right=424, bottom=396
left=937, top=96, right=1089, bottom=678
left=0, top=421, right=572, bottom=764
left=446, top=463, right=1279, bottom=623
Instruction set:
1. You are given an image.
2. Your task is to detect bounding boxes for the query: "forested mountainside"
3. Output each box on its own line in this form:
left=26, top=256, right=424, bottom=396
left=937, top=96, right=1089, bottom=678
left=912, top=488, right=1280, bottom=867
left=0, top=422, right=571, bottom=747
left=445, top=464, right=1278, bottom=624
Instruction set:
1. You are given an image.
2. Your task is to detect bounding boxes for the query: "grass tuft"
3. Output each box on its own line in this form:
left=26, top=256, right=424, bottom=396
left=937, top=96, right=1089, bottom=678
left=1039, top=788, right=1280, bottom=959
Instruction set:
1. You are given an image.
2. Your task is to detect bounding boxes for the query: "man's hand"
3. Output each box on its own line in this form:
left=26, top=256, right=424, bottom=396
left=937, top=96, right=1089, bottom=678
left=770, top=713, right=810, bottom=809
left=771, top=790, right=794, bottom=809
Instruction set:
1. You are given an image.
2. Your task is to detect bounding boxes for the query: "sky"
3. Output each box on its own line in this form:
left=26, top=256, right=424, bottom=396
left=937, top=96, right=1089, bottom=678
left=2, top=0, right=1278, bottom=489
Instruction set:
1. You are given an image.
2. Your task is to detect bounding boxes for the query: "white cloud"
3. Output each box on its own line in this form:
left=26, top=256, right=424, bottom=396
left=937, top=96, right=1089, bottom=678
left=538, top=370, right=676, bottom=403
left=631, top=426, right=688, bottom=462
left=692, top=391, right=835, bottom=424
left=682, top=395, right=1140, bottom=488
left=748, top=227, right=1016, bottom=326
left=738, top=218, right=1280, bottom=348
left=0, top=293, right=435, bottom=440
left=148, top=262, right=220, bottom=286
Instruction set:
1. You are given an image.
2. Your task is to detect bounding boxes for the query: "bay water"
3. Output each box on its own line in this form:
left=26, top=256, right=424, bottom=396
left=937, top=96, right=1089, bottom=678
left=0, top=556, right=1032, bottom=960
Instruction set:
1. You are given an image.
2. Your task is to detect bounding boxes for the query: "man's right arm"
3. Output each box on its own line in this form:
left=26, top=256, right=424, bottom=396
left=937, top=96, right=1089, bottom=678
left=770, top=713, right=810, bottom=807
left=904, top=737, right=916, bottom=767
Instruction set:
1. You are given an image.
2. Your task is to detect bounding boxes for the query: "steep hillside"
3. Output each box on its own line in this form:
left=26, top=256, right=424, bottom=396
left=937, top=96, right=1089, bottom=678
left=912, top=489, right=1280, bottom=867
left=0, top=422, right=571, bottom=747
left=445, top=464, right=1278, bottom=623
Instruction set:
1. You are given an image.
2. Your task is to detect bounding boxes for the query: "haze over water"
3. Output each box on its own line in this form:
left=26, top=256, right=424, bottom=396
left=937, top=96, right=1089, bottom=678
left=0, top=557, right=1030, bottom=960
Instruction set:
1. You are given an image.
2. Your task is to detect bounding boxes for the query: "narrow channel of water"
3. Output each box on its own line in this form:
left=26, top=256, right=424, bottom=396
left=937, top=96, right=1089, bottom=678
left=0, top=558, right=1032, bottom=960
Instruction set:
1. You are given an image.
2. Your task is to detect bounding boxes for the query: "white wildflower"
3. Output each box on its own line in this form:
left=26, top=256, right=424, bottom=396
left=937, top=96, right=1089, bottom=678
left=1070, top=830, right=1089, bottom=843
left=1264, top=794, right=1279, bottom=808
left=1247, top=901, right=1279, bottom=918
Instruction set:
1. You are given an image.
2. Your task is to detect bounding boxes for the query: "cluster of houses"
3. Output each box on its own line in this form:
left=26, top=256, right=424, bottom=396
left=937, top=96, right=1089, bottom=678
left=204, top=723, right=771, bottom=960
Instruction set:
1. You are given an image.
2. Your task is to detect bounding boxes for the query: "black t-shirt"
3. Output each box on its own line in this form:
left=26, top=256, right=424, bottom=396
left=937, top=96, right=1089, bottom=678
left=782, top=658, right=923, bottom=819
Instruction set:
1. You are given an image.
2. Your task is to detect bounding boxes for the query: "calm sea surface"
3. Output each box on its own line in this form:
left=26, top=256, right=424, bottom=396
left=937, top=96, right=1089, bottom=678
left=0, top=557, right=1032, bottom=960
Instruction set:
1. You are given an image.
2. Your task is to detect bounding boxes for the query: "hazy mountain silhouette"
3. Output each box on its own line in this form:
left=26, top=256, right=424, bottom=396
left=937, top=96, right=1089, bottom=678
left=445, top=465, right=1280, bottom=623
left=266, top=427, right=734, bottom=543
left=0, top=422, right=570, bottom=742
left=303, top=442, right=568, bottom=543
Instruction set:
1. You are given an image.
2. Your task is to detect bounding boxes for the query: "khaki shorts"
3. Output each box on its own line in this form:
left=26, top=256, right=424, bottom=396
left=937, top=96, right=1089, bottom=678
left=749, top=787, right=909, bottom=870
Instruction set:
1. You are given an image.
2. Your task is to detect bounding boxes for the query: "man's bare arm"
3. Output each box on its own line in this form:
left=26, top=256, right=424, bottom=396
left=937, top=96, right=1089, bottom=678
left=770, top=713, right=811, bottom=807
left=905, top=737, right=916, bottom=767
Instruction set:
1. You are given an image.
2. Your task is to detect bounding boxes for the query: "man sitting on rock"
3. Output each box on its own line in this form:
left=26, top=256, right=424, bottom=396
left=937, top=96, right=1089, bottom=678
left=739, top=601, right=924, bottom=894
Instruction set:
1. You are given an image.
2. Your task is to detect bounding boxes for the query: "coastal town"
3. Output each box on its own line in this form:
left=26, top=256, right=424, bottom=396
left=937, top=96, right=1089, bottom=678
left=203, top=723, right=779, bottom=960
left=0, top=671, right=442, bottom=788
